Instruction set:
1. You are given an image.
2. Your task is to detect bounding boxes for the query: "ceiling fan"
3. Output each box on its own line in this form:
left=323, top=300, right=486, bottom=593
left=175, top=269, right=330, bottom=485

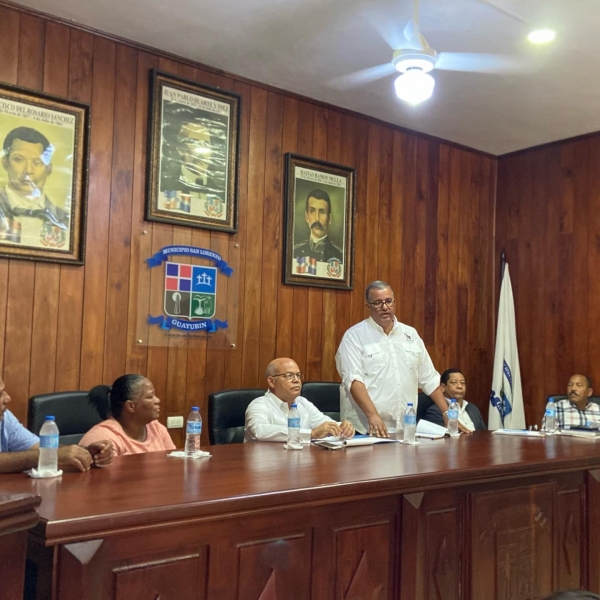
left=331, top=0, right=531, bottom=105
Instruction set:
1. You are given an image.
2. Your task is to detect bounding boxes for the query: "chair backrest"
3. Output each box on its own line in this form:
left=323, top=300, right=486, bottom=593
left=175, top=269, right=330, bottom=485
left=27, top=391, right=102, bottom=445
left=301, top=382, right=341, bottom=421
left=208, top=389, right=265, bottom=445
left=547, top=394, right=600, bottom=406
left=417, top=393, right=435, bottom=422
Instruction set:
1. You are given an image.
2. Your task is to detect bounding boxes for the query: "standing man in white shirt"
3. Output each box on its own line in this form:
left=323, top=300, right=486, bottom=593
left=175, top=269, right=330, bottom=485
left=244, top=357, right=355, bottom=443
left=336, top=280, right=465, bottom=437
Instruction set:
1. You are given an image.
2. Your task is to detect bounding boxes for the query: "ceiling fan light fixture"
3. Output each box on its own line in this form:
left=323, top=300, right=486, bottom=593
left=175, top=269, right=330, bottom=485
left=394, top=70, right=435, bottom=105
left=393, top=48, right=437, bottom=73
left=527, top=29, right=556, bottom=44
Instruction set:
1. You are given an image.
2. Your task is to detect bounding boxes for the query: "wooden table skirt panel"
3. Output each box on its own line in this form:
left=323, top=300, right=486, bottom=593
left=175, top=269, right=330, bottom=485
left=0, top=493, right=40, bottom=600
left=48, top=496, right=398, bottom=600
left=0, top=433, right=599, bottom=600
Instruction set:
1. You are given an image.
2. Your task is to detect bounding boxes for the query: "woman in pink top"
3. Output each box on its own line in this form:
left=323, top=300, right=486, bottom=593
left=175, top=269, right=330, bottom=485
left=79, top=374, right=175, bottom=456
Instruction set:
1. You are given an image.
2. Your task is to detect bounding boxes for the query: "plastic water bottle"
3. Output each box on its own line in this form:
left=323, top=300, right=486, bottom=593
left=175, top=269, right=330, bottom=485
left=447, top=399, right=460, bottom=437
left=185, top=406, right=202, bottom=456
left=403, top=402, right=416, bottom=444
left=38, top=416, right=59, bottom=475
left=287, top=403, right=302, bottom=450
left=544, top=397, right=557, bottom=432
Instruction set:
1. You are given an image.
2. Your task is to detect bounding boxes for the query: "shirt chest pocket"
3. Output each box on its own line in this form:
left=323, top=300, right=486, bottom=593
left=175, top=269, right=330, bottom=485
left=399, top=342, right=421, bottom=370
left=362, top=344, right=387, bottom=374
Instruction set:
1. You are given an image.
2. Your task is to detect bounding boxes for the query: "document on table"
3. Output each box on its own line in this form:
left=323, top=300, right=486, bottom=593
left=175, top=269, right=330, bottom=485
left=556, top=429, right=600, bottom=440
left=312, top=434, right=399, bottom=450
left=492, top=429, right=546, bottom=437
left=416, top=420, right=448, bottom=439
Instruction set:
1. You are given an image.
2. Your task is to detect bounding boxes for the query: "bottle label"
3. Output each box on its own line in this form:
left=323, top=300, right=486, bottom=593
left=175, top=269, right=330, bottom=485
left=40, top=434, right=59, bottom=449
left=545, top=408, right=556, bottom=417
left=448, top=409, right=459, bottom=420
left=186, top=421, right=202, bottom=435
left=404, top=415, right=416, bottom=426
left=288, top=417, right=301, bottom=428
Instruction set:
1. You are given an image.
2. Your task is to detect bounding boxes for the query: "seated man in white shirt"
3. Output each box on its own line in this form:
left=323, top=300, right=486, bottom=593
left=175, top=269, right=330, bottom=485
left=244, top=357, right=355, bottom=443
left=423, top=368, right=486, bottom=432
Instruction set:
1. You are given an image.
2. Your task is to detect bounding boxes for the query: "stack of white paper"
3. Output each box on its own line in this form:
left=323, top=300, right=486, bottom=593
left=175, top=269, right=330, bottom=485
left=312, top=435, right=399, bottom=450
left=416, top=420, right=447, bottom=439
left=492, top=429, right=545, bottom=438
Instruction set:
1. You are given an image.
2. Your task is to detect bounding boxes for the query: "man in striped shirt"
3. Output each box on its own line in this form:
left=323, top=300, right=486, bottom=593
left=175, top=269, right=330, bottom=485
left=545, top=374, right=600, bottom=430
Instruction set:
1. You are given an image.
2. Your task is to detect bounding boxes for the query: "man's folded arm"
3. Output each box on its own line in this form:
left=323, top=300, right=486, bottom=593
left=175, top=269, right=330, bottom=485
left=0, top=445, right=40, bottom=473
left=0, top=442, right=97, bottom=474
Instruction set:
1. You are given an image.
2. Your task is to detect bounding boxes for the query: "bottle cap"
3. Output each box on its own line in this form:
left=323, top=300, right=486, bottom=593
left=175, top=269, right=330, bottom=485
left=291, top=403, right=298, bottom=408
left=44, top=416, right=55, bottom=421
left=548, top=397, right=555, bottom=403
left=407, top=402, right=413, bottom=407
left=192, top=406, right=199, bottom=411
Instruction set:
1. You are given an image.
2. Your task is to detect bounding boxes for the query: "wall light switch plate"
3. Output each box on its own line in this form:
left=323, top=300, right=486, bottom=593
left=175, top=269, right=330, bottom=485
left=167, top=416, right=184, bottom=429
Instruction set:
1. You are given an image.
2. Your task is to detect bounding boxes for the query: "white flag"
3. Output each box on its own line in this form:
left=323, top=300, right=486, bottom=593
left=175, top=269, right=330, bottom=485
left=489, top=264, right=526, bottom=430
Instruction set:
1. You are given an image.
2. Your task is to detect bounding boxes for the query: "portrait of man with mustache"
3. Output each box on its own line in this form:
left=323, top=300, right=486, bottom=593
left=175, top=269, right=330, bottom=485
left=293, top=188, right=343, bottom=263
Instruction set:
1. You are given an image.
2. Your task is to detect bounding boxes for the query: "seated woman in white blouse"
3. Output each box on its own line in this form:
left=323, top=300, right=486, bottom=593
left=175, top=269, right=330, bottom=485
left=244, top=358, right=355, bottom=443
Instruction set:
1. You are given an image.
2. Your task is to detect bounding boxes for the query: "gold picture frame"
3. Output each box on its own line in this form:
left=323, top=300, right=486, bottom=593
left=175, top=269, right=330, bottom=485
left=0, top=82, right=89, bottom=264
left=283, top=153, right=355, bottom=290
left=146, top=70, right=241, bottom=233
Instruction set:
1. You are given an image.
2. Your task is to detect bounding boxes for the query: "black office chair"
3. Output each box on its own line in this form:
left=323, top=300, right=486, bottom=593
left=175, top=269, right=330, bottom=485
left=547, top=394, right=600, bottom=406
left=208, top=388, right=265, bottom=445
left=27, top=391, right=103, bottom=445
left=301, top=382, right=341, bottom=421
left=416, top=392, right=435, bottom=422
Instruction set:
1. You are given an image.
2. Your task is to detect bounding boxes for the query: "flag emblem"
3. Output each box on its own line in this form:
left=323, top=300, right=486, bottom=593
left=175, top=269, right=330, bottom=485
left=489, top=264, right=525, bottom=430
left=296, top=256, right=317, bottom=274
left=326, top=258, right=342, bottom=278
left=204, top=195, right=224, bottom=218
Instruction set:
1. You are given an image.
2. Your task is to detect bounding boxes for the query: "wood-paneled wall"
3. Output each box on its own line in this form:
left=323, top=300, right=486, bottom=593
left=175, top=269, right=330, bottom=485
left=0, top=3, right=497, bottom=445
left=496, top=135, right=600, bottom=427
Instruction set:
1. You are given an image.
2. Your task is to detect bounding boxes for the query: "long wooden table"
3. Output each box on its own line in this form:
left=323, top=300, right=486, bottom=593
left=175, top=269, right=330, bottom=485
left=2, top=432, right=600, bottom=600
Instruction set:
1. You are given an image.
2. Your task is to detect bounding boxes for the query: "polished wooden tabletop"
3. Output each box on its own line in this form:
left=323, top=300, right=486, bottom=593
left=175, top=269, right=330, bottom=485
left=1, top=432, right=599, bottom=543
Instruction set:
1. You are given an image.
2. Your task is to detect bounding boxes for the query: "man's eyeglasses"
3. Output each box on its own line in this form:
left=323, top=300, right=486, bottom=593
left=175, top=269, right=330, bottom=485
left=271, top=372, right=304, bottom=382
left=368, top=298, right=395, bottom=309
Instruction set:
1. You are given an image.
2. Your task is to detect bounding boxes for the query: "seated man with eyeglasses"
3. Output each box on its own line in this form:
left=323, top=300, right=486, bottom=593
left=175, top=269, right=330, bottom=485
left=244, top=358, right=355, bottom=443
left=336, top=280, right=464, bottom=437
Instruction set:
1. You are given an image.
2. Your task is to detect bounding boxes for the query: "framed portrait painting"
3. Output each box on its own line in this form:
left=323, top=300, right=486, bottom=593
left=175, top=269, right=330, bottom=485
left=0, top=83, right=89, bottom=264
left=283, top=153, right=355, bottom=290
left=146, top=70, right=241, bottom=233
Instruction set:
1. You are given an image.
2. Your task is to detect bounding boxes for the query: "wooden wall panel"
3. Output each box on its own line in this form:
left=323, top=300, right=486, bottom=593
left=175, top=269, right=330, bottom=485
left=0, top=3, right=497, bottom=439
left=497, top=135, right=600, bottom=426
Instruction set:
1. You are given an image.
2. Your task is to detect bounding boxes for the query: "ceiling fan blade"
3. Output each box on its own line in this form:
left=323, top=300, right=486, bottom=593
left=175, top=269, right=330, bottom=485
left=436, top=52, right=528, bottom=74
left=475, top=0, right=529, bottom=24
left=329, top=63, right=397, bottom=90
left=403, top=20, right=416, bottom=43
left=402, top=19, right=430, bottom=51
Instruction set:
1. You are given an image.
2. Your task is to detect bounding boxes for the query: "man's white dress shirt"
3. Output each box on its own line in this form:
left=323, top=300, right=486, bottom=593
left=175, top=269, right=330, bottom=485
left=336, top=316, right=440, bottom=433
left=244, top=390, right=334, bottom=443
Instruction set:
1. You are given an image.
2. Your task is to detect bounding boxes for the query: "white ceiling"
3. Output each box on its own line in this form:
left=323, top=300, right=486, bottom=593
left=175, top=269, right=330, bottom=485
left=13, top=0, right=600, bottom=154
